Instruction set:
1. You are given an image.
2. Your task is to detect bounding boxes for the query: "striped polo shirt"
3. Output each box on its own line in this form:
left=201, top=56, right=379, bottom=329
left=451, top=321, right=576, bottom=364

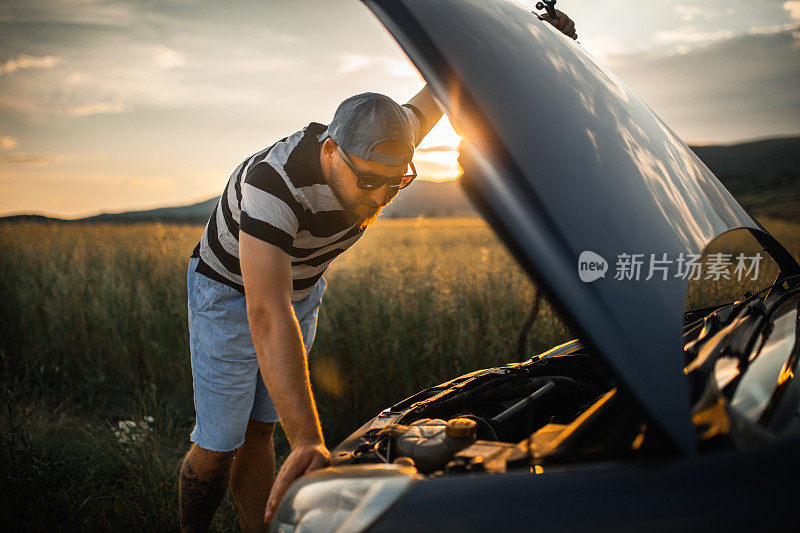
left=192, top=122, right=365, bottom=302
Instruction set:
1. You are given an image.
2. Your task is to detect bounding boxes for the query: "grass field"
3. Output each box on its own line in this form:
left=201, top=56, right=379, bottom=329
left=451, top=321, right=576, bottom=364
left=1, top=217, right=798, bottom=530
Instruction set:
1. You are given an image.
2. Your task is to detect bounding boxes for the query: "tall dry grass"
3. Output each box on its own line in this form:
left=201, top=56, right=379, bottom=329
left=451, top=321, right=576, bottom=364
left=1, top=216, right=798, bottom=530
left=0, top=223, right=207, bottom=529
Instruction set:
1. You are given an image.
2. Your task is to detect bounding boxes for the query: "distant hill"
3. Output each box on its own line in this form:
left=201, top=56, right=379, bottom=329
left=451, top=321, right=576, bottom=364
left=0, top=214, right=67, bottom=223
left=2, top=136, right=798, bottom=224
left=691, top=137, right=800, bottom=176
left=0, top=199, right=219, bottom=225
left=381, top=179, right=475, bottom=218
left=690, top=137, right=800, bottom=220
left=83, top=197, right=218, bottom=224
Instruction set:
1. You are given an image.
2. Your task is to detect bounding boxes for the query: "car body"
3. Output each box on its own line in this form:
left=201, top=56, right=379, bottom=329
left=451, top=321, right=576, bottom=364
left=269, top=1, right=800, bottom=531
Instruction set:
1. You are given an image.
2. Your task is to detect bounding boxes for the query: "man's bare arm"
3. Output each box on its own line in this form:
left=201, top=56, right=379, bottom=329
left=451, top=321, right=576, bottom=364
left=239, top=232, right=330, bottom=524
left=405, top=85, right=444, bottom=143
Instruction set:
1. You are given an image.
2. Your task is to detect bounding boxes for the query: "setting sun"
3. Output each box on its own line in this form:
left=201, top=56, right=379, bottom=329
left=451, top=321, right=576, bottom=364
left=413, top=115, right=463, bottom=182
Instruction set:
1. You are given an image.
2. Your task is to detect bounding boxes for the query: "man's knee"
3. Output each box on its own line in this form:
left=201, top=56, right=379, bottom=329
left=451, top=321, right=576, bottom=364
left=245, top=419, right=275, bottom=438
left=183, top=444, right=236, bottom=479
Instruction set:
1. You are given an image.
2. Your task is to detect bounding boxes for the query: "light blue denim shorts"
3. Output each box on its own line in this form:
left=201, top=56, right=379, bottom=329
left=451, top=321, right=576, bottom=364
left=187, top=257, right=326, bottom=452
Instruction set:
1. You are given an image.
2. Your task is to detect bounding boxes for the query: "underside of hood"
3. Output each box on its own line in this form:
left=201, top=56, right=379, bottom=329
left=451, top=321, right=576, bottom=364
left=363, top=0, right=799, bottom=454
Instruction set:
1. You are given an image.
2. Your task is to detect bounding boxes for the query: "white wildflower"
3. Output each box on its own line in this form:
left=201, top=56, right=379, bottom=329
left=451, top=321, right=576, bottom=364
left=113, top=415, right=155, bottom=447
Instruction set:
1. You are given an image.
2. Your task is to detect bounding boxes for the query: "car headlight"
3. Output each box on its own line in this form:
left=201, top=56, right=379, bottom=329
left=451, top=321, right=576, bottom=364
left=269, top=464, right=419, bottom=533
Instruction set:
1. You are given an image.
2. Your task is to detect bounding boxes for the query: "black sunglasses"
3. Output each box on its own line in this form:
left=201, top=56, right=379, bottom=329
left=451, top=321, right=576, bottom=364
left=337, top=146, right=416, bottom=190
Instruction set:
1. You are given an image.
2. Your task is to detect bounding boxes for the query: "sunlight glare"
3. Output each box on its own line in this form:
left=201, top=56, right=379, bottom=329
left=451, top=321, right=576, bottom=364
left=414, top=116, right=463, bottom=182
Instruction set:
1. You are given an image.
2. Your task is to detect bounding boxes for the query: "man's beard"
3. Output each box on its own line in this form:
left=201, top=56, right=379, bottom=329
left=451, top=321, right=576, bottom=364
left=358, top=208, right=381, bottom=229
left=328, top=166, right=389, bottom=229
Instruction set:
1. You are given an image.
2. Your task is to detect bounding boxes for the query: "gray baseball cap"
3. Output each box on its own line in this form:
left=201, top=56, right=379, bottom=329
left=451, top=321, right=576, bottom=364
left=319, top=92, right=418, bottom=167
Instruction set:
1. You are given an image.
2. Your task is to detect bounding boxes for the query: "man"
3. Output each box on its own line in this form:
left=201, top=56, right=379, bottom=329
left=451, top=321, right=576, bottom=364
left=180, top=11, right=576, bottom=533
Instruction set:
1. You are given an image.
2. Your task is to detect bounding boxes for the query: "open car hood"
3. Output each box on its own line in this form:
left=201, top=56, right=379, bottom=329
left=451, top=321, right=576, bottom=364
left=364, top=0, right=799, bottom=454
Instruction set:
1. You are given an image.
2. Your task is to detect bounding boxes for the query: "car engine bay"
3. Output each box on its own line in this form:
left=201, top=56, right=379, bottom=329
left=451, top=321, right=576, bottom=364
left=331, top=342, right=661, bottom=475
left=331, top=278, right=800, bottom=477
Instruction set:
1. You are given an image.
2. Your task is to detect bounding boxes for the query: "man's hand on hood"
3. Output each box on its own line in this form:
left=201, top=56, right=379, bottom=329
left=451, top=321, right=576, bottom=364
left=541, top=10, right=578, bottom=40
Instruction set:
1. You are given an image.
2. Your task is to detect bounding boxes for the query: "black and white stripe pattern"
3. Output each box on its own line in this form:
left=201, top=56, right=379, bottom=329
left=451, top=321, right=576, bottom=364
left=193, top=122, right=365, bottom=301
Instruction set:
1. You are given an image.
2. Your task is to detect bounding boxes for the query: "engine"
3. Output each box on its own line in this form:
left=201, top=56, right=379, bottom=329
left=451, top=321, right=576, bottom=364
left=331, top=344, right=666, bottom=476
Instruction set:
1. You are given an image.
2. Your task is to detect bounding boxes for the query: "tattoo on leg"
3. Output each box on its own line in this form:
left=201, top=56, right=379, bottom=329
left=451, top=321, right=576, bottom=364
left=180, top=460, right=231, bottom=532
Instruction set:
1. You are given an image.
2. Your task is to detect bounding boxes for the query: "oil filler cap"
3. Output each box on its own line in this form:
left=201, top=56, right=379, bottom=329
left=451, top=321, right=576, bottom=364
left=445, top=418, right=477, bottom=438
left=394, top=456, right=416, bottom=467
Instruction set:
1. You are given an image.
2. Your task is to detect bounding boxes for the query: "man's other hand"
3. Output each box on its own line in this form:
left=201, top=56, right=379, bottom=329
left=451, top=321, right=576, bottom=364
left=263, top=441, right=331, bottom=525
left=541, top=10, right=577, bottom=40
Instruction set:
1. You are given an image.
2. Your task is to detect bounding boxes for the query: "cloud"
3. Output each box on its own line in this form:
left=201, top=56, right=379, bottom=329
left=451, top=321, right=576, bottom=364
left=785, top=1, right=800, bottom=21
left=337, top=54, right=370, bottom=74
left=0, top=0, right=141, bottom=27
left=0, top=135, right=18, bottom=150
left=415, top=150, right=458, bottom=165
left=0, top=54, right=62, bottom=75
left=673, top=5, right=737, bottom=22
left=605, top=26, right=800, bottom=142
left=415, top=145, right=458, bottom=153
left=413, top=159, right=460, bottom=180
left=152, top=45, right=186, bottom=69
left=673, top=5, right=720, bottom=22
left=747, top=22, right=800, bottom=36
left=214, top=55, right=302, bottom=74
left=0, top=40, right=308, bottom=120
left=68, top=102, right=129, bottom=116
left=674, top=6, right=703, bottom=22
left=0, top=152, right=63, bottom=166
left=654, top=29, right=735, bottom=44
left=337, top=54, right=418, bottom=78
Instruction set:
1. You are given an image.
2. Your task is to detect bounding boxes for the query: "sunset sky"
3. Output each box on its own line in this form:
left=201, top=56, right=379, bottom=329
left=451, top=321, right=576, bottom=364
left=1, top=0, right=798, bottom=218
